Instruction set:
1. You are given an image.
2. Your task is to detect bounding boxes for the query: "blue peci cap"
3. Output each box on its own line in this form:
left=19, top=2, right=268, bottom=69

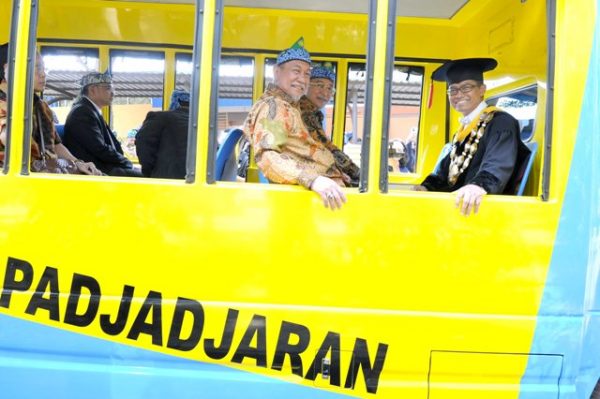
left=169, top=90, right=190, bottom=110
left=311, top=64, right=336, bottom=83
left=276, top=37, right=311, bottom=66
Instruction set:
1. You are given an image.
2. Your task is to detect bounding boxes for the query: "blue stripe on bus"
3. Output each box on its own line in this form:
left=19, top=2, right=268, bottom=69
left=0, top=314, right=354, bottom=399
left=520, top=12, right=600, bottom=399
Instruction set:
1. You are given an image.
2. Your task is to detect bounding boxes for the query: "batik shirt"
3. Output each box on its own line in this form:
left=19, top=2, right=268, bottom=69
left=243, top=84, right=345, bottom=188
left=298, top=96, right=360, bottom=186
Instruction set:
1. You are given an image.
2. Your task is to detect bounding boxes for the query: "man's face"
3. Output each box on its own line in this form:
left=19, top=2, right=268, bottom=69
left=448, top=79, right=486, bottom=116
left=89, top=83, right=114, bottom=107
left=307, top=77, right=334, bottom=109
left=274, top=60, right=311, bottom=101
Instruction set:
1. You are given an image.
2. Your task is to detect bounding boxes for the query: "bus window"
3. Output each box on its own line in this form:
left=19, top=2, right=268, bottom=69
left=487, top=85, right=538, bottom=142
left=344, top=63, right=366, bottom=168
left=109, top=50, right=165, bottom=150
left=217, top=56, right=254, bottom=143
left=175, top=52, right=192, bottom=91
left=387, top=65, right=424, bottom=174
left=41, top=47, right=100, bottom=124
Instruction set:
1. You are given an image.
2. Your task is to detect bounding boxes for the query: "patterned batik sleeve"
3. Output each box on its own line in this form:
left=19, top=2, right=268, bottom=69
left=250, top=99, right=320, bottom=188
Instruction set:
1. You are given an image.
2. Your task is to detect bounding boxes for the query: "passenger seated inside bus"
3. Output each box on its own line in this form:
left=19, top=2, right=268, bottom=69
left=298, top=64, right=360, bottom=187
left=243, top=38, right=347, bottom=210
left=135, top=90, right=190, bottom=179
left=64, top=71, right=143, bottom=177
left=11, top=49, right=101, bottom=175
left=414, top=58, right=530, bottom=216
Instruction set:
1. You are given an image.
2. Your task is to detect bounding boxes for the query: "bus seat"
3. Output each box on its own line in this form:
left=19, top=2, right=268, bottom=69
left=516, top=141, right=538, bottom=196
left=258, top=170, right=269, bottom=184
left=215, top=128, right=243, bottom=181
left=55, top=124, right=65, bottom=140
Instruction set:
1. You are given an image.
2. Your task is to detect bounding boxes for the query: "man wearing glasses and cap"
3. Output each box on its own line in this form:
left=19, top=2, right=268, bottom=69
left=64, top=71, right=142, bottom=177
left=244, top=38, right=347, bottom=210
left=298, top=64, right=360, bottom=187
left=415, top=58, right=529, bottom=216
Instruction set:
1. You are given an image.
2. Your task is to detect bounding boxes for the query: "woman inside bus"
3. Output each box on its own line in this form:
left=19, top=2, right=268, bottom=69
left=30, top=50, right=101, bottom=175
left=0, top=45, right=101, bottom=174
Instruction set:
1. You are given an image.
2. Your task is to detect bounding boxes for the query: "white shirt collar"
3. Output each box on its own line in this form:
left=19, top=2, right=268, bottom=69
left=83, top=95, right=103, bottom=115
left=459, top=101, right=487, bottom=125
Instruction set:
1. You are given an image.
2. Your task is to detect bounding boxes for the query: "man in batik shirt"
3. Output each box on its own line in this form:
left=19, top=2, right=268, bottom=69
left=244, top=38, right=347, bottom=209
left=299, top=64, right=360, bottom=187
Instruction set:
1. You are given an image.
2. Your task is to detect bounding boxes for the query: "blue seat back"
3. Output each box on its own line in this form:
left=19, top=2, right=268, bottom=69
left=258, top=170, right=269, bottom=184
left=517, top=141, right=538, bottom=196
left=55, top=124, right=65, bottom=140
left=215, top=128, right=243, bottom=181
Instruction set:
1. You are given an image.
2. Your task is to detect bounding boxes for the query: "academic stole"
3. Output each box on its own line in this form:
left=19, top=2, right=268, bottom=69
left=448, top=106, right=499, bottom=185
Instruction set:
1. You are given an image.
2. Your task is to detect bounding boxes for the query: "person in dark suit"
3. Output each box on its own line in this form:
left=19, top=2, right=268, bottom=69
left=135, top=90, right=190, bottom=179
left=64, top=71, right=142, bottom=177
left=415, top=58, right=529, bottom=216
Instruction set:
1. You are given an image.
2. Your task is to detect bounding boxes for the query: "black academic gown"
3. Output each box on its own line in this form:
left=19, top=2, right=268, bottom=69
left=64, top=97, right=134, bottom=175
left=421, top=111, right=530, bottom=194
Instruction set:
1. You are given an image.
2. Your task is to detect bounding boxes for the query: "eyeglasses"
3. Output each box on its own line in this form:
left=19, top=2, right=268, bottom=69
left=447, top=83, right=480, bottom=96
left=310, top=82, right=336, bottom=94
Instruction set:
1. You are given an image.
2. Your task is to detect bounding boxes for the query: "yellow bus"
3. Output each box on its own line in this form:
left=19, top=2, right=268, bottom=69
left=0, top=0, right=599, bottom=398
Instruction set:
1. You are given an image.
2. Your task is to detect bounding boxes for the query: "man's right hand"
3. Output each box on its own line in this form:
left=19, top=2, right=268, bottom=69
left=310, top=176, right=347, bottom=210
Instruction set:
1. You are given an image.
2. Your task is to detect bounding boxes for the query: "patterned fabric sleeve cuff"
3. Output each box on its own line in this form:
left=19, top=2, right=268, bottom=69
left=469, top=171, right=499, bottom=194
left=298, top=170, right=320, bottom=189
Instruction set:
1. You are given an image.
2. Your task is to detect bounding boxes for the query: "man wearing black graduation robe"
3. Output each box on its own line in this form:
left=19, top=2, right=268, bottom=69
left=417, top=58, right=530, bottom=215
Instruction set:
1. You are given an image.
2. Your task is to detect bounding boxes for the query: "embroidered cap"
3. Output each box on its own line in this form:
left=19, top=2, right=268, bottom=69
left=276, top=37, right=311, bottom=66
left=311, top=63, right=336, bottom=83
left=79, top=70, right=113, bottom=88
left=432, top=58, right=497, bottom=84
left=169, top=90, right=190, bottom=110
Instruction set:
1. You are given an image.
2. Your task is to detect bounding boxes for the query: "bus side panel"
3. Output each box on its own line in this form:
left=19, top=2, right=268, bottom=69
left=520, top=3, right=600, bottom=398
left=0, top=314, right=354, bottom=399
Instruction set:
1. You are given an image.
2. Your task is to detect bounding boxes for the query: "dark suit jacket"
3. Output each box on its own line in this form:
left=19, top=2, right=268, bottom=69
left=135, top=107, right=189, bottom=179
left=64, top=97, right=132, bottom=174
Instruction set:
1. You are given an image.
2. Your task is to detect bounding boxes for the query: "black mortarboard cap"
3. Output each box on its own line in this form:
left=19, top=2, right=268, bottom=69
left=0, top=43, right=8, bottom=82
left=431, top=58, right=497, bottom=84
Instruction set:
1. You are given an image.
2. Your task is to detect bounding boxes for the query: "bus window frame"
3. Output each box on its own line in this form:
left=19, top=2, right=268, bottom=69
left=14, top=0, right=203, bottom=182
left=206, top=0, right=385, bottom=191
left=378, top=0, right=397, bottom=193
left=20, top=0, right=41, bottom=175
left=2, top=5, right=19, bottom=175
left=204, top=0, right=223, bottom=184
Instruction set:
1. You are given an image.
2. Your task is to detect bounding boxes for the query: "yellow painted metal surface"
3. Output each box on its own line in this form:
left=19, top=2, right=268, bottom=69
left=0, top=0, right=597, bottom=398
